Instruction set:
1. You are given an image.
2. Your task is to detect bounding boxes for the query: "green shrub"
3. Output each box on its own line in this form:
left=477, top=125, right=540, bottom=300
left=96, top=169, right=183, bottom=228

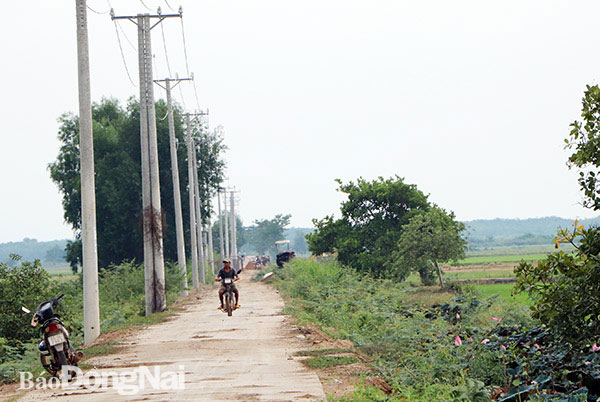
left=515, top=225, right=600, bottom=342
left=0, top=259, right=57, bottom=342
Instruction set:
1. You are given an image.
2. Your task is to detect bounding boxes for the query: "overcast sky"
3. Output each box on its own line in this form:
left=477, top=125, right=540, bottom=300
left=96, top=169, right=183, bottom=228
left=1, top=0, right=599, bottom=243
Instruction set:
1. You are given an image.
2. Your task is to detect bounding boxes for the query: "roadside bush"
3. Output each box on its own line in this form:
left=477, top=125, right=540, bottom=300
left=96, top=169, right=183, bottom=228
left=0, top=259, right=57, bottom=342
left=273, top=258, right=531, bottom=400
left=515, top=225, right=600, bottom=342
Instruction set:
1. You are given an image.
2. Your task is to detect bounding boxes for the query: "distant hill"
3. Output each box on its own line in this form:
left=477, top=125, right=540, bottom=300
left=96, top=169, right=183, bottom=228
left=4, top=216, right=596, bottom=262
left=464, top=216, right=600, bottom=238
left=463, top=216, right=600, bottom=248
left=0, top=238, right=69, bottom=265
left=281, top=218, right=600, bottom=251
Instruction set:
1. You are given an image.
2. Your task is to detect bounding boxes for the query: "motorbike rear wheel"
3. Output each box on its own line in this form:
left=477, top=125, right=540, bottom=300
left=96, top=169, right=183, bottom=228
left=40, top=354, right=56, bottom=377
left=55, top=349, right=77, bottom=381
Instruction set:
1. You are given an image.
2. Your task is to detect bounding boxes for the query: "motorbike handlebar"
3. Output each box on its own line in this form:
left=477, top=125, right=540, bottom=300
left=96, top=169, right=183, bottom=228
left=52, top=294, right=65, bottom=307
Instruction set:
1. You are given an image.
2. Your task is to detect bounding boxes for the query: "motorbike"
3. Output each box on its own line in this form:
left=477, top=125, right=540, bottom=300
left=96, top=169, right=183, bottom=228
left=221, top=278, right=236, bottom=317
left=22, top=294, right=83, bottom=378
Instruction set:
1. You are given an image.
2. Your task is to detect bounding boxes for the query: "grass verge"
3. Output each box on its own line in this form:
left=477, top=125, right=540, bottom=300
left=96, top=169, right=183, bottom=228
left=303, top=355, right=360, bottom=369
left=270, top=258, right=534, bottom=401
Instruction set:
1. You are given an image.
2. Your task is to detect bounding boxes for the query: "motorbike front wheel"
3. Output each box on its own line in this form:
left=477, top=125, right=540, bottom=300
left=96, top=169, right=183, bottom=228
left=225, top=293, right=233, bottom=316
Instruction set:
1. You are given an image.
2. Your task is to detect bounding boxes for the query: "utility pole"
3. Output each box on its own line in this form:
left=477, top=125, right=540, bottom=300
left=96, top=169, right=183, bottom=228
left=192, top=148, right=206, bottom=284
left=76, top=0, right=100, bottom=345
left=208, top=216, right=215, bottom=274
left=184, top=115, right=199, bottom=288
left=223, top=189, right=230, bottom=258
left=154, top=77, right=192, bottom=293
left=112, top=8, right=181, bottom=315
left=183, top=112, right=208, bottom=284
left=217, top=190, right=225, bottom=265
left=230, top=191, right=238, bottom=271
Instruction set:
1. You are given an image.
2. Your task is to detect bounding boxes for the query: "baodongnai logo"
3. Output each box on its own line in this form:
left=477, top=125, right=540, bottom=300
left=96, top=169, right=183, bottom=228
left=19, top=365, right=186, bottom=396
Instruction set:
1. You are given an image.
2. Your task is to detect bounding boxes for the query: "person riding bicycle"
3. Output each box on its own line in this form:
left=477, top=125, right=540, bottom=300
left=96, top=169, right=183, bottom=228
left=215, top=259, right=240, bottom=310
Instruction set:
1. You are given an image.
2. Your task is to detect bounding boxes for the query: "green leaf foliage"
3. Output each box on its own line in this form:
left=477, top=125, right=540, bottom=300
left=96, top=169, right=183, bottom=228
left=306, top=176, right=430, bottom=278
left=567, top=84, right=600, bottom=210
left=245, top=214, right=291, bottom=255
left=393, top=206, right=467, bottom=287
left=48, top=98, right=226, bottom=269
left=515, top=225, right=600, bottom=342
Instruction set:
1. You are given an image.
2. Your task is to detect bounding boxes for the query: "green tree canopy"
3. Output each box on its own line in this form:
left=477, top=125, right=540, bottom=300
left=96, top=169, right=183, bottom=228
left=515, top=224, right=600, bottom=342
left=567, top=85, right=600, bottom=210
left=306, top=176, right=430, bottom=277
left=49, top=98, right=226, bottom=269
left=246, top=214, right=292, bottom=255
left=393, top=207, right=467, bottom=286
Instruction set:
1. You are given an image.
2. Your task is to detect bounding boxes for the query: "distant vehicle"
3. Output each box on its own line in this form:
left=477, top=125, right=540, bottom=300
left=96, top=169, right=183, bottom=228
left=275, top=240, right=295, bottom=268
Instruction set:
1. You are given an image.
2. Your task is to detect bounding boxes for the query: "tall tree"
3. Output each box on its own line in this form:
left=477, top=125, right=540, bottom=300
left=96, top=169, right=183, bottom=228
left=195, top=125, right=226, bottom=223
left=393, top=207, right=467, bottom=287
left=247, top=214, right=291, bottom=255
left=306, top=176, right=430, bottom=277
left=49, top=98, right=226, bottom=269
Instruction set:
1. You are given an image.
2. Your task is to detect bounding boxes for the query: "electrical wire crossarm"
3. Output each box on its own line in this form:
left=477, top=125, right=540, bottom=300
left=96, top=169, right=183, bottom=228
left=154, top=77, right=193, bottom=89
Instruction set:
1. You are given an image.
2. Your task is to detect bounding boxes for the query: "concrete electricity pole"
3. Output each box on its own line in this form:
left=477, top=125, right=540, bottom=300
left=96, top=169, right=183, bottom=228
left=223, top=189, right=230, bottom=258
left=184, top=115, right=199, bottom=289
left=192, top=148, right=206, bottom=284
left=112, top=8, right=182, bottom=315
left=76, top=0, right=100, bottom=345
left=154, top=77, right=192, bottom=293
left=217, top=190, right=225, bottom=265
left=230, top=191, right=238, bottom=271
left=182, top=112, right=208, bottom=284
left=208, top=216, right=215, bottom=274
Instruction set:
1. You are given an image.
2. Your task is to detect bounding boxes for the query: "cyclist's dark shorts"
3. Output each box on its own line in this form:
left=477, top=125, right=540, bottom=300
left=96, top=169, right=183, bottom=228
left=220, top=283, right=237, bottom=292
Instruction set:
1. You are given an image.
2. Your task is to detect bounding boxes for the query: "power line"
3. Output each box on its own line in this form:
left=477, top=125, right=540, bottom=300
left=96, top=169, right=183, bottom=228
left=87, top=4, right=110, bottom=14
left=160, top=22, right=173, bottom=76
left=116, top=20, right=137, bottom=52
left=159, top=108, right=169, bottom=121
left=152, top=53, right=161, bottom=82
left=179, top=16, right=202, bottom=112
left=139, top=0, right=153, bottom=11
left=164, top=0, right=176, bottom=12
left=192, top=77, right=201, bottom=113
left=177, top=83, right=188, bottom=111
left=180, top=18, right=191, bottom=76
left=112, top=20, right=137, bottom=87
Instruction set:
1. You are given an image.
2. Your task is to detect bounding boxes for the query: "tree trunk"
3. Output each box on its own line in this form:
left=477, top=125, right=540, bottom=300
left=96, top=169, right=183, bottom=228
left=434, top=260, right=444, bottom=289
